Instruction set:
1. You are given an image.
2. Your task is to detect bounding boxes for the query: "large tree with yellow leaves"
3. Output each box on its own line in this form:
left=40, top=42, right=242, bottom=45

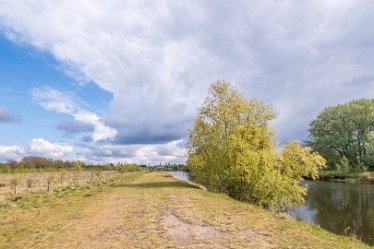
left=187, top=81, right=326, bottom=210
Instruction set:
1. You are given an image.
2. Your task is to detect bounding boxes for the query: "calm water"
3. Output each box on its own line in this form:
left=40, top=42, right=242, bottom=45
left=167, top=171, right=194, bottom=184
left=289, top=181, right=374, bottom=245
left=169, top=171, right=374, bottom=245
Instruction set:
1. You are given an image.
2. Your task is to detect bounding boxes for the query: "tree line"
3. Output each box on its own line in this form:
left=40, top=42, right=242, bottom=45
left=308, top=99, right=374, bottom=171
left=0, top=156, right=144, bottom=173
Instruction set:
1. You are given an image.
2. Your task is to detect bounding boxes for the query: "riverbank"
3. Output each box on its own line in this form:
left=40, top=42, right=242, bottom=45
left=318, top=170, right=374, bottom=183
left=0, top=171, right=370, bottom=248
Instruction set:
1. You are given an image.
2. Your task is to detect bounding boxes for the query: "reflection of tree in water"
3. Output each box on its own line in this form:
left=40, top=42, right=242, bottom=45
left=306, top=181, right=374, bottom=245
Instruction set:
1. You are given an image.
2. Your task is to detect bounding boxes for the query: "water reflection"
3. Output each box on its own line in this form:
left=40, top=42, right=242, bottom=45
left=289, top=181, right=374, bottom=245
left=166, top=171, right=194, bottom=184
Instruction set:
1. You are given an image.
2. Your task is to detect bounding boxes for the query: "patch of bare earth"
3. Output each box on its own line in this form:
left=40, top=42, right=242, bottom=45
left=77, top=193, right=145, bottom=249
left=161, top=211, right=274, bottom=248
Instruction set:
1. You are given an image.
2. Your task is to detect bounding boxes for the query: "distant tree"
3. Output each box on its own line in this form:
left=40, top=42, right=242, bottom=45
left=8, top=160, right=18, bottom=171
left=21, top=157, right=54, bottom=168
left=366, top=132, right=374, bottom=168
left=187, top=81, right=326, bottom=209
left=308, top=99, right=374, bottom=170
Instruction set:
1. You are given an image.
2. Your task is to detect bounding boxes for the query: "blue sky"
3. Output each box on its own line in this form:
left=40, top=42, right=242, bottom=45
left=0, top=1, right=374, bottom=164
left=0, top=34, right=115, bottom=162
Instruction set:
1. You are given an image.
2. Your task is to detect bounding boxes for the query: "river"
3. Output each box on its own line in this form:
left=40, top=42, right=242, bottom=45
left=289, top=180, right=374, bottom=245
left=168, top=171, right=374, bottom=245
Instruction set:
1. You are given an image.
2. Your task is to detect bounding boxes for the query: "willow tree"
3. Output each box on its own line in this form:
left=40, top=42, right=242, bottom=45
left=187, top=81, right=325, bottom=209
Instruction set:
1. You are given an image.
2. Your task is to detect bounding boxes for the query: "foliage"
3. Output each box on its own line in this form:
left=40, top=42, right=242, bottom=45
left=0, top=157, right=150, bottom=174
left=318, top=170, right=361, bottom=180
left=59, top=169, right=67, bottom=185
left=116, top=164, right=143, bottom=173
left=10, top=176, right=21, bottom=194
left=72, top=160, right=84, bottom=172
left=25, top=177, right=34, bottom=193
left=336, top=156, right=350, bottom=173
left=187, top=81, right=326, bottom=209
left=275, top=141, right=326, bottom=207
left=163, top=163, right=189, bottom=171
left=46, top=174, right=55, bottom=192
left=308, top=99, right=374, bottom=170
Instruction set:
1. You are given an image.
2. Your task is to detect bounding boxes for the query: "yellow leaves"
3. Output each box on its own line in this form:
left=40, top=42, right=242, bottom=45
left=278, top=141, right=326, bottom=180
left=188, top=81, right=327, bottom=210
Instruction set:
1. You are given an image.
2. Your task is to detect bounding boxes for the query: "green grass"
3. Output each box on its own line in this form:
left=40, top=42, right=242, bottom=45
left=0, top=171, right=371, bottom=248
left=318, top=170, right=374, bottom=183
left=318, top=170, right=360, bottom=179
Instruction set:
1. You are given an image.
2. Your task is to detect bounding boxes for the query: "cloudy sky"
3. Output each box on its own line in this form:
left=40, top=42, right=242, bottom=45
left=0, top=1, right=373, bottom=164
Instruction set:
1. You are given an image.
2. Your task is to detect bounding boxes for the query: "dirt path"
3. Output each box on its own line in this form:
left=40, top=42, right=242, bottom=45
left=0, top=172, right=370, bottom=249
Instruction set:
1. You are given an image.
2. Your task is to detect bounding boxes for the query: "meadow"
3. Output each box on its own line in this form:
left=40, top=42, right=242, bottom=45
left=0, top=171, right=370, bottom=248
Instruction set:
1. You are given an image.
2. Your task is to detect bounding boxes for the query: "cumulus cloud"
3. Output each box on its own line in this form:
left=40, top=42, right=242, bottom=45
left=0, top=145, right=25, bottom=161
left=29, top=138, right=73, bottom=158
left=0, top=107, right=21, bottom=123
left=0, top=138, right=73, bottom=161
left=1, top=1, right=374, bottom=162
left=57, top=120, right=94, bottom=136
left=31, top=87, right=117, bottom=142
left=77, top=139, right=186, bottom=165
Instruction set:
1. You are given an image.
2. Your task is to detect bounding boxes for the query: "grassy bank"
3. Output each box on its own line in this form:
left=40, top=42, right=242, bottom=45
left=0, top=172, right=370, bottom=248
left=318, top=170, right=374, bottom=183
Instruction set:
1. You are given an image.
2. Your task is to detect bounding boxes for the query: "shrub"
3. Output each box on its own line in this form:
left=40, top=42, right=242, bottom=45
left=10, top=176, right=21, bottom=194
left=47, top=174, right=55, bottom=192
left=25, top=177, right=34, bottom=194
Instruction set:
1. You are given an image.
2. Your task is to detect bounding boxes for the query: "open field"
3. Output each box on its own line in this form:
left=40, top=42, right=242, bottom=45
left=0, top=171, right=121, bottom=203
left=0, top=171, right=370, bottom=249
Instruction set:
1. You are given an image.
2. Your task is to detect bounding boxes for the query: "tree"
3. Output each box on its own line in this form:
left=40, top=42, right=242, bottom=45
left=72, top=160, right=84, bottom=186
left=187, top=81, right=326, bottom=209
left=308, top=99, right=374, bottom=170
left=276, top=141, right=326, bottom=206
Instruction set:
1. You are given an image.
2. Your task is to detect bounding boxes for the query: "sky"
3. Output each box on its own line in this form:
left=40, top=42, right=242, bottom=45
left=0, top=0, right=373, bottom=164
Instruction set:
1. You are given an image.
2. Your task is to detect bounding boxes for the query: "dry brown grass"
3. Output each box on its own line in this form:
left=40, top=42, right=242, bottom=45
left=0, top=172, right=371, bottom=249
left=0, top=171, right=120, bottom=202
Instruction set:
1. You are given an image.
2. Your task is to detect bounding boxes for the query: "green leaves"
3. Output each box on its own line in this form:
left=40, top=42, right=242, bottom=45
left=308, top=99, right=374, bottom=169
left=188, top=81, right=325, bottom=210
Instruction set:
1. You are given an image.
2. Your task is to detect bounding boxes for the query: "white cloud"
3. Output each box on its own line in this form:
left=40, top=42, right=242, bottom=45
left=29, top=138, right=73, bottom=159
left=31, top=87, right=78, bottom=114
left=0, top=145, right=25, bottom=161
left=0, top=138, right=73, bottom=161
left=31, top=87, right=117, bottom=142
left=74, top=110, right=117, bottom=141
left=1, top=1, right=374, bottom=162
left=78, top=139, right=186, bottom=165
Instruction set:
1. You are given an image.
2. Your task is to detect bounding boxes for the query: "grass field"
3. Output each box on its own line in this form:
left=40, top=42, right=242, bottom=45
left=0, top=170, right=121, bottom=203
left=0, top=171, right=370, bottom=249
